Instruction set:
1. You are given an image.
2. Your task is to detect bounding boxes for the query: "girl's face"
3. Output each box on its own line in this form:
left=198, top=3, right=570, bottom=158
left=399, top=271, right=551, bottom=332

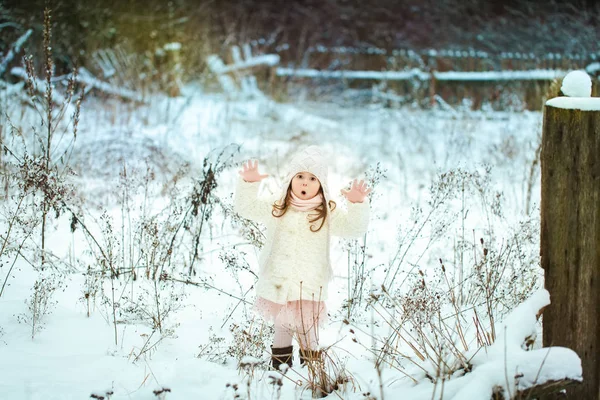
left=291, top=171, right=321, bottom=200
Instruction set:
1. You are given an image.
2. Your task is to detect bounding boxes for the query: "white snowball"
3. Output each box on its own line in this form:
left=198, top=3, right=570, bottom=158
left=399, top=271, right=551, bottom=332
left=561, top=70, right=592, bottom=97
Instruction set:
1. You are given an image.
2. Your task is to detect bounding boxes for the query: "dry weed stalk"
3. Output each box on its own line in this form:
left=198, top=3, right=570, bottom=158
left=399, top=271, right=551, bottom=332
left=64, top=145, right=238, bottom=350
left=292, top=295, right=350, bottom=399
left=342, top=165, right=538, bottom=386
left=1, top=12, right=82, bottom=276
left=343, top=162, right=386, bottom=320
left=1, top=9, right=83, bottom=343
left=228, top=317, right=273, bottom=368
left=366, top=234, right=537, bottom=391
left=16, top=273, right=61, bottom=339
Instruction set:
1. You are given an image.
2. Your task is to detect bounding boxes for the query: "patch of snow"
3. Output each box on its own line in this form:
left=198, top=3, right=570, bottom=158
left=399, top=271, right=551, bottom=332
left=1, top=81, right=581, bottom=400
left=276, top=67, right=430, bottom=81
left=276, top=68, right=568, bottom=82
left=546, top=97, right=600, bottom=110
left=436, top=69, right=567, bottom=81
left=455, top=289, right=582, bottom=399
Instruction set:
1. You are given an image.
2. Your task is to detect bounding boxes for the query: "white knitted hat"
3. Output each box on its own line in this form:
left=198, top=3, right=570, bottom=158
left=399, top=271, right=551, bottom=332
left=280, top=145, right=330, bottom=205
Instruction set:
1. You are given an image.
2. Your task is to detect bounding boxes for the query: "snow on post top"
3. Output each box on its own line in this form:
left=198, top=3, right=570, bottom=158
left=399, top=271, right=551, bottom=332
left=546, top=97, right=600, bottom=110
left=546, top=70, right=600, bottom=110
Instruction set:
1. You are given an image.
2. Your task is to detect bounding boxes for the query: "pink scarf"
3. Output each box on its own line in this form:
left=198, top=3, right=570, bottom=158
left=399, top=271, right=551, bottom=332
left=290, top=192, right=323, bottom=211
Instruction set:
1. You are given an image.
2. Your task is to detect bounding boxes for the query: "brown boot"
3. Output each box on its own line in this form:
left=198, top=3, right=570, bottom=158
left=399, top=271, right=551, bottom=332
left=271, top=345, right=293, bottom=371
left=299, top=348, right=323, bottom=365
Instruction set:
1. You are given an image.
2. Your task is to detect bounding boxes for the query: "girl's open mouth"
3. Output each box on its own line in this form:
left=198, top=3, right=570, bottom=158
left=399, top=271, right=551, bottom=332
left=301, top=190, right=306, bottom=195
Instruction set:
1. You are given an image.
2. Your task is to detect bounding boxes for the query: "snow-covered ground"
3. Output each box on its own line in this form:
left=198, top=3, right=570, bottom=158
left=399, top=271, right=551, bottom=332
left=0, top=83, right=581, bottom=399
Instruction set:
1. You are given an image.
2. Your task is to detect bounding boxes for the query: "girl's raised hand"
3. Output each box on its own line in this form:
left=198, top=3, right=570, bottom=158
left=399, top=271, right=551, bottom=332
left=341, top=179, right=372, bottom=203
left=239, top=160, right=269, bottom=183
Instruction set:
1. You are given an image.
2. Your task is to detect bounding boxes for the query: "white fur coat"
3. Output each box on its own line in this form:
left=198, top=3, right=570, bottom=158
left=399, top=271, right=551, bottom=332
left=234, top=179, right=370, bottom=304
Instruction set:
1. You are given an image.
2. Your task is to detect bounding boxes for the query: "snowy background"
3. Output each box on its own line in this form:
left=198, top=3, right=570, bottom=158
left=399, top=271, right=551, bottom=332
left=0, top=85, right=583, bottom=399
left=0, top=2, right=592, bottom=399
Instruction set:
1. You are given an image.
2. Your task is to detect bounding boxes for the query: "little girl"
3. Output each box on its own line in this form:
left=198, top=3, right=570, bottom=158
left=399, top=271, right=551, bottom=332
left=234, top=146, right=371, bottom=371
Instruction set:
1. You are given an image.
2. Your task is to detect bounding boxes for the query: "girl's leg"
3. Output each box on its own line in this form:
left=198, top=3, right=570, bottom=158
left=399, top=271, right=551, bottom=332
left=272, top=310, right=294, bottom=370
left=254, top=297, right=292, bottom=347
left=273, top=323, right=294, bottom=348
left=294, top=300, right=322, bottom=350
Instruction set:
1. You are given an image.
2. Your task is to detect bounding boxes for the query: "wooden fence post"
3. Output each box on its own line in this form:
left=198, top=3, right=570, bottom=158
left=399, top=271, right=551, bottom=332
left=541, top=96, right=600, bottom=399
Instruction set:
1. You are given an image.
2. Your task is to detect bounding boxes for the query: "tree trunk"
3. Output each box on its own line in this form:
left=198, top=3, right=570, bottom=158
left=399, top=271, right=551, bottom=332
left=540, top=104, right=600, bottom=400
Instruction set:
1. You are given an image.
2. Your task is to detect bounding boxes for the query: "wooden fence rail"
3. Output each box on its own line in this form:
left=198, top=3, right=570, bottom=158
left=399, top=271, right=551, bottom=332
left=240, top=42, right=599, bottom=110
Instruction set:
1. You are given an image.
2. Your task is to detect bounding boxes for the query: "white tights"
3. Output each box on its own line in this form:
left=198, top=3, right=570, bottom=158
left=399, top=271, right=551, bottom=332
left=272, top=320, right=319, bottom=349
left=273, top=324, right=294, bottom=348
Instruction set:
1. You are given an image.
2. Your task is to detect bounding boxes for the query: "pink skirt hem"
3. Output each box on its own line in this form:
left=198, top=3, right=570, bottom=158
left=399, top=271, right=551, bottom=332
left=252, top=297, right=328, bottom=329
